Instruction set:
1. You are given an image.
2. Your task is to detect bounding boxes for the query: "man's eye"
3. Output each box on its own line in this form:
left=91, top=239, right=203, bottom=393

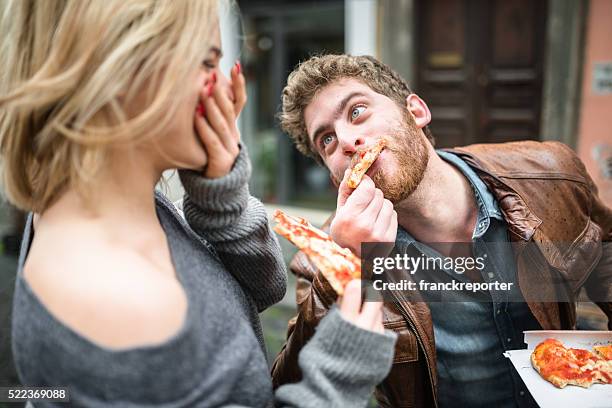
left=351, top=106, right=366, bottom=121
left=322, top=134, right=335, bottom=146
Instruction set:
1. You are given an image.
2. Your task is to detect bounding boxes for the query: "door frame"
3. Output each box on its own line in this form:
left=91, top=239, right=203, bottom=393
left=378, top=0, right=589, bottom=148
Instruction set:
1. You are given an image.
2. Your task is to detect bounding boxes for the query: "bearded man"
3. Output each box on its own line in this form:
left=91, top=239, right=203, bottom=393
left=270, top=55, right=612, bottom=408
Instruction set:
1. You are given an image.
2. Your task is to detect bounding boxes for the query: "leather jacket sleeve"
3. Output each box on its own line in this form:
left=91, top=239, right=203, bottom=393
left=580, top=157, right=612, bottom=330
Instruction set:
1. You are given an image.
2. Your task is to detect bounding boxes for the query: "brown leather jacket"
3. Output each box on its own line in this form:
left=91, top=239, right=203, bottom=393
left=270, top=141, right=612, bottom=408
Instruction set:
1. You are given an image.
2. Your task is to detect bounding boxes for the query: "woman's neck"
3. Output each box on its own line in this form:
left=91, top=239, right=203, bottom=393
left=40, top=146, right=165, bottom=238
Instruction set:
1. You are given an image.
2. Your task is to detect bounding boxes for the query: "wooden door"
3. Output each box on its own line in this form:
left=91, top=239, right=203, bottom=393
left=416, top=0, right=548, bottom=147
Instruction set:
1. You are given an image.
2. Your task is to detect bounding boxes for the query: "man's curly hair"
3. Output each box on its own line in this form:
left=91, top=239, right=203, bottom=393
left=279, top=54, right=434, bottom=163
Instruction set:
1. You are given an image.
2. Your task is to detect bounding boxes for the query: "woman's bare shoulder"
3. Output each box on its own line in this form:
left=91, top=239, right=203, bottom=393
left=22, top=223, right=188, bottom=350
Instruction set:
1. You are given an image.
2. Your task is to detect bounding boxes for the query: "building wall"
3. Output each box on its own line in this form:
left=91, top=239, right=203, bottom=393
left=576, top=0, right=612, bottom=208
left=345, top=0, right=377, bottom=56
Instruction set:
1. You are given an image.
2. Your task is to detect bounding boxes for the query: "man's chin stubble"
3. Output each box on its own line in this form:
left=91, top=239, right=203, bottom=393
left=373, top=160, right=423, bottom=203
left=326, top=119, right=430, bottom=203
left=373, top=132, right=430, bottom=203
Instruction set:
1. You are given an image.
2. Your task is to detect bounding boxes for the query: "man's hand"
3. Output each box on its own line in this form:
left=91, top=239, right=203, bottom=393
left=330, top=169, right=398, bottom=257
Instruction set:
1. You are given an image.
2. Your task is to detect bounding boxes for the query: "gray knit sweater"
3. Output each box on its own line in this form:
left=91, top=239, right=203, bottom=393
left=11, top=148, right=397, bottom=407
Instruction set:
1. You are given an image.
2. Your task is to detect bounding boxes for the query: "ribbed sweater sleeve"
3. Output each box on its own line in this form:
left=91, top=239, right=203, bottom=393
left=178, top=147, right=287, bottom=312
left=274, top=307, right=397, bottom=408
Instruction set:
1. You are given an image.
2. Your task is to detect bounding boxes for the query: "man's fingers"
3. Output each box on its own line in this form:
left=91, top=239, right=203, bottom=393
left=344, top=175, right=376, bottom=211
left=362, top=188, right=384, bottom=221
left=386, top=210, right=398, bottom=241
left=375, top=199, right=395, bottom=227
left=337, top=168, right=353, bottom=207
left=339, top=280, right=362, bottom=320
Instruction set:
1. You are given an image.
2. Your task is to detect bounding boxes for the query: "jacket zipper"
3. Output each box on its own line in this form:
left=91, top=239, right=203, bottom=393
left=390, top=291, right=438, bottom=408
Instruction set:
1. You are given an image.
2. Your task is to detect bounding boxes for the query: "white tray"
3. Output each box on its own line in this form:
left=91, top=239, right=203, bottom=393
left=504, top=330, right=612, bottom=408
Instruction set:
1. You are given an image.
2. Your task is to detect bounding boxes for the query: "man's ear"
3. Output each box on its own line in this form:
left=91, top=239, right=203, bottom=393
left=405, top=94, right=431, bottom=129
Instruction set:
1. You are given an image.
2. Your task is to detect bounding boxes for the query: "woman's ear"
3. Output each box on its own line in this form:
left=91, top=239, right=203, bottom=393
left=405, top=94, right=431, bottom=129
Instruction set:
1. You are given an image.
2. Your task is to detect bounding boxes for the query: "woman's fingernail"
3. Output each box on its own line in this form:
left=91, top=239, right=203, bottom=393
left=235, top=60, right=241, bottom=75
left=196, top=102, right=204, bottom=116
left=207, top=82, right=214, bottom=97
left=211, top=72, right=217, bottom=84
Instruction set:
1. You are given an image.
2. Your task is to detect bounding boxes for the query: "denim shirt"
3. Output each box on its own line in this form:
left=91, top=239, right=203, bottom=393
left=395, top=151, right=541, bottom=408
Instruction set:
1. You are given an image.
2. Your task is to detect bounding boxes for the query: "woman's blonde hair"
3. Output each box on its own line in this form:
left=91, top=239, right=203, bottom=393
left=0, top=0, right=220, bottom=212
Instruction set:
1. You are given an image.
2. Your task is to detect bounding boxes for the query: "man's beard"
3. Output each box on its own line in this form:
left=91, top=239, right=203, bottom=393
left=370, top=113, right=430, bottom=203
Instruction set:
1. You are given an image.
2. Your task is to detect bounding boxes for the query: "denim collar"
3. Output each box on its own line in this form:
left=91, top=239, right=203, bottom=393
left=397, top=150, right=503, bottom=245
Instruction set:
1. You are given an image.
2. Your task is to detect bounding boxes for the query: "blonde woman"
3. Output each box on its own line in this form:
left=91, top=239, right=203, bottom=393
left=0, top=1, right=396, bottom=407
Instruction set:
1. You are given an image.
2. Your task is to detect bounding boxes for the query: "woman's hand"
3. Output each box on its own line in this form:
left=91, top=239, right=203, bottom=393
left=338, top=280, right=385, bottom=334
left=194, top=61, right=247, bottom=179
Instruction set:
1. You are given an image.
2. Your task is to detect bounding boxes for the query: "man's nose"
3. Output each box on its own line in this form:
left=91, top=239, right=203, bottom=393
left=338, top=132, right=366, bottom=156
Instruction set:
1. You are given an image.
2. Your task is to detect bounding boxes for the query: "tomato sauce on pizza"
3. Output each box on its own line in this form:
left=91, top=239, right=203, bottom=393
left=272, top=210, right=361, bottom=295
left=531, top=338, right=612, bottom=388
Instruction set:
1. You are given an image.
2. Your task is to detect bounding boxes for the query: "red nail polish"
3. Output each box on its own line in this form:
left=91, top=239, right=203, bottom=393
left=207, top=82, right=214, bottom=97
left=196, top=102, right=204, bottom=116
left=236, top=60, right=241, bottom=75
left=211, top=72, right=217, bottom=84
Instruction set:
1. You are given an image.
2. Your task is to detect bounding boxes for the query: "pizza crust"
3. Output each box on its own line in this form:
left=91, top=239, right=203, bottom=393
left=594, top=345, right=612, bottom=360
left=347, top=139, right=386, bottom=188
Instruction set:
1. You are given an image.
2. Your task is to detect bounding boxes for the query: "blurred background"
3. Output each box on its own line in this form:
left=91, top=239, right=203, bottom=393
left=1, top=0, right=611, bottom=395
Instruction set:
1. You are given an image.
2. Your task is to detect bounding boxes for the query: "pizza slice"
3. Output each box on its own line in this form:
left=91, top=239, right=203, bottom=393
left=531, top=339, right=597, bottom=388
left=347, top=138, right=387, bottom=188
left=531, top=338, right=612, bottom=388
left=571, top=346, right=612, bottom=385
left=594, top=344, right=612, bottom=360
left=592, top=345, right=612, bottom=384
left=272, top=210, right=360, bottom=295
